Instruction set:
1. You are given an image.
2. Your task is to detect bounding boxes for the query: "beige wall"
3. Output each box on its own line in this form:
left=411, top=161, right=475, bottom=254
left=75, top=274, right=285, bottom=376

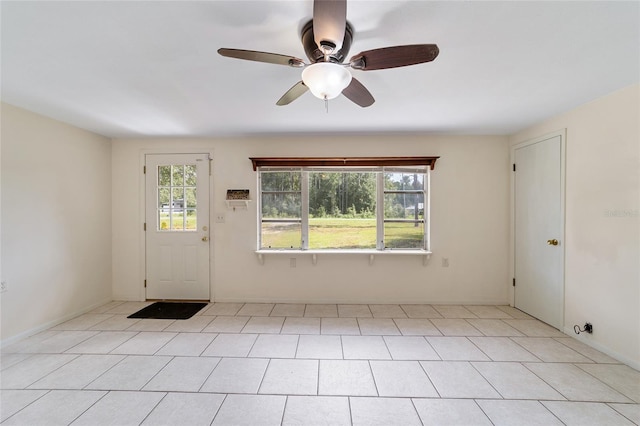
left=1, top=104, right=113, bottom=343
left=510, top=84, right=640, bottom=368
left=112, top=135, right=511, bottom=305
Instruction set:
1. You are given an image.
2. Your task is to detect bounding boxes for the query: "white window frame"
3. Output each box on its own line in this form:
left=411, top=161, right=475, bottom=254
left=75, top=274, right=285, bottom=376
left=257, top=166, right=431, bottom=253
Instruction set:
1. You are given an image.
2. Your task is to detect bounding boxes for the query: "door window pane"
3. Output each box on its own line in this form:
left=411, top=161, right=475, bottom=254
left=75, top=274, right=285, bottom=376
left=186, top=210, right=197, bottom=230
left=172, top=165, right=184, bottom=186
left=185, top=188, right=197, bottom=208
left=159, top=211, right=170, bottom=230
left=185, top=165, right=197, bottom=186
left=158, top=188, right=170, bottom=208
left=159, top=166, right=171, bottom=186
left=157, top=164, right=197, bottom=231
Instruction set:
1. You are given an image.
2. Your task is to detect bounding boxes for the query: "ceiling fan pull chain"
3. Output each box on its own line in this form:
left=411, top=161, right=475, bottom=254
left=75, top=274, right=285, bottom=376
left=325, top=97, right=329, bottom=113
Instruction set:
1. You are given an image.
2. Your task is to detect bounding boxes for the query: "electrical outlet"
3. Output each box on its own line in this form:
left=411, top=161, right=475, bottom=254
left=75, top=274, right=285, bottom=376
left=215, top=213, right=225, bottom=223
left=442, top=258, right=449, bottom=267
left=0, top=281, right=6, bottom=293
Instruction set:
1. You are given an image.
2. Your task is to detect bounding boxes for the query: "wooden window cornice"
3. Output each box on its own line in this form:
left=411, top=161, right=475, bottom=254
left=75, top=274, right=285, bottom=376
left=249, top=156, right=439, bottom=171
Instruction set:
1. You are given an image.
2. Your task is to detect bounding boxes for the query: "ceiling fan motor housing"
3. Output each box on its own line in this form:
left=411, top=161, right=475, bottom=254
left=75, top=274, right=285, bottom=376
left=301, top=20, right=353, bottom=64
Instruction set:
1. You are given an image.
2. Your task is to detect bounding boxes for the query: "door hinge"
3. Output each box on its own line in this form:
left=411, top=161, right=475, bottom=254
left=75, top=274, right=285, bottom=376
left=143, top=223, right=146, bottom=231
left=144, top=279, right=147, bottom=288
left=512, top=163, right=516, bottom=172
left=512, top=278, right=516, bottom=287
left=143, top=165, right=146, bottom=174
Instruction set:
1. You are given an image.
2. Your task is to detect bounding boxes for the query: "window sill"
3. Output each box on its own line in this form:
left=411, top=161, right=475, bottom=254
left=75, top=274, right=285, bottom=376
left=255, top=249, right=432, bottom=266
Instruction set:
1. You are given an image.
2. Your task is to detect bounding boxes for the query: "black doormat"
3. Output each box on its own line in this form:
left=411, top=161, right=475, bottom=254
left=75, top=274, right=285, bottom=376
left=128, top=302, right=207, bottom=320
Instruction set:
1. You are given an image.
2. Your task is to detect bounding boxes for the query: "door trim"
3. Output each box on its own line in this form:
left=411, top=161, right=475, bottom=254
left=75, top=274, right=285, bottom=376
left=138, top=148, right=215, bottom=302
left=509, top=130, right=566, bottom=323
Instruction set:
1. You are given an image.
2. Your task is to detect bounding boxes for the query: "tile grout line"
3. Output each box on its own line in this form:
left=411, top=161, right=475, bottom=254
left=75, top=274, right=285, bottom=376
left=82, top=353, right=131, bottom=390
left=256, top=358, right=272, bottom=395
left=21, top=353, right=82, bottom=390
left=416, top=359, right=442, bottom=399
left=68, top=389, right=112, bottom=425
left=471, top=398, right=496, bottom=425
left=422, top=335, right=443, bottom=361
left=137, top=390, right=169, bottom=425
left=0, top=388, right=53, bottom=424
left=467, top=359, right=505, bottom=400
left=572, top=363, right=637, bottom=402
left=152, top=331, right=180, bottom=356
left=551, top=336, right=608, bottom=364
left=409, top=397, right=426, bottom=426
left=107, top=331, right=142, bottom=354
left=209, top=393, right=229, bottom=425
left=197, top=356, right=223, bottom=393
left=267, top=304, right=277, bottom=317
left=316, top=358, right=321, bottom=396
left=605, top=402, right=640, bottom=424
left=366, top=360, right=381, bottom=397
left=518, top=361, right=573, bottom=401
left=464, top=336, right=494, bottom=361
left=137, top=355, right=176, bottom=392
left=537, top=400, right=569, bottom=425
left=347, top=396, right=354, bottom=426
left=506, top=336, right=549, bottom=363
left=292, top=334, right=301, bottom=360
left=279, top=394, right=289, bottom=426
left=380, top=335, right=394, bottom=360
left=194, top=333, right=219, bottom=357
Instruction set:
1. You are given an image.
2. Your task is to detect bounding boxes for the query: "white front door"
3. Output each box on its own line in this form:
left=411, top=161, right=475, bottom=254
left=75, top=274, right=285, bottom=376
left=514, top=134, right=564, bottom=329
left=145, top=153, right=210, bottom=300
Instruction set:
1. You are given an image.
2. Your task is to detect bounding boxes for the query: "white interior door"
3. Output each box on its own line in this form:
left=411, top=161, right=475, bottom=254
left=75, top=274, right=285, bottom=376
left=514, top=135, right=564, bottom=329
left=145, top=153, right=210, bottom=300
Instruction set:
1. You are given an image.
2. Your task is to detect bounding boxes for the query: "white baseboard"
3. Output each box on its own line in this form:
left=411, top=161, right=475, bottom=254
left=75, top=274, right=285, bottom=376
left=0, top=298, right=113, bottom=349
left=563, top=326, right=639, bottom=371
left=212, top=297, right=510, bottom=306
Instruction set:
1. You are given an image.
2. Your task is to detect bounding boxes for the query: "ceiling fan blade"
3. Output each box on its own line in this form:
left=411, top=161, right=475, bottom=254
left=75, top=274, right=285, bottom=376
left=276, top=81, right=309, bottom=106
left=349, top=44, right=439, bottom=71
left=218, top=48, right=305, bottom=67
left=342, top=77, right=374, bottom=107
left=313, top=0, right=347, bottom=52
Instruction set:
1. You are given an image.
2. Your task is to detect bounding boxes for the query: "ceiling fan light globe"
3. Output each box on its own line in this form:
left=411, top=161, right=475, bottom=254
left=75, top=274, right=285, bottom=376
left=301, top=62, right=352, bottom=100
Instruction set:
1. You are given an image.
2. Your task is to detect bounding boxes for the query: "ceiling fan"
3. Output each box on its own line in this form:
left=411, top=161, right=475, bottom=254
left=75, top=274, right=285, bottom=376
left=218, top=0, right=439, bottom=107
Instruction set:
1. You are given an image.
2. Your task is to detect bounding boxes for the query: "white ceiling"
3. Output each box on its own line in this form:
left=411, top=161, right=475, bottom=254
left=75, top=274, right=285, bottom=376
left=1, top=1, right=638, bottom=138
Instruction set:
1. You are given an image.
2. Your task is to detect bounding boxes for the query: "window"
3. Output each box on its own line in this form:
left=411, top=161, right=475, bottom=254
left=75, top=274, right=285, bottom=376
left=253, top=157, right=437, bottom=251
left=260, top=171, right=302, bottom=248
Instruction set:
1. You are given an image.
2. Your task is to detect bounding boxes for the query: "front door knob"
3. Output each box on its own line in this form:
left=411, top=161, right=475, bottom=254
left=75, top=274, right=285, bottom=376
left=202, top=236, right=209, bottom=242
left=547, top=239, right=559, bottom=246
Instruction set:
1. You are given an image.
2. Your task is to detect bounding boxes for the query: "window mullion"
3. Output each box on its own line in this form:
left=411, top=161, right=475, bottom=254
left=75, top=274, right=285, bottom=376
left=301, top=171, right=309, bottom=249
left=376, top=172, right=384, bottom=250
left=424, top=169, right=431, bottom=251
left=257, top=171, right=263, bottom=249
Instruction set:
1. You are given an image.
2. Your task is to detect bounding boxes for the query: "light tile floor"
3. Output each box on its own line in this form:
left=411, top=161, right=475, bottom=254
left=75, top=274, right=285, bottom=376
left=1, top=302, right=639, bottom=425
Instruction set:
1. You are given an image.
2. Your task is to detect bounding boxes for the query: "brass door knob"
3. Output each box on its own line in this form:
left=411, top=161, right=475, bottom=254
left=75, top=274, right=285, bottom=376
left=547, top=239, right=559, bottom=246
left=202, top=236, right=209, bottom=242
